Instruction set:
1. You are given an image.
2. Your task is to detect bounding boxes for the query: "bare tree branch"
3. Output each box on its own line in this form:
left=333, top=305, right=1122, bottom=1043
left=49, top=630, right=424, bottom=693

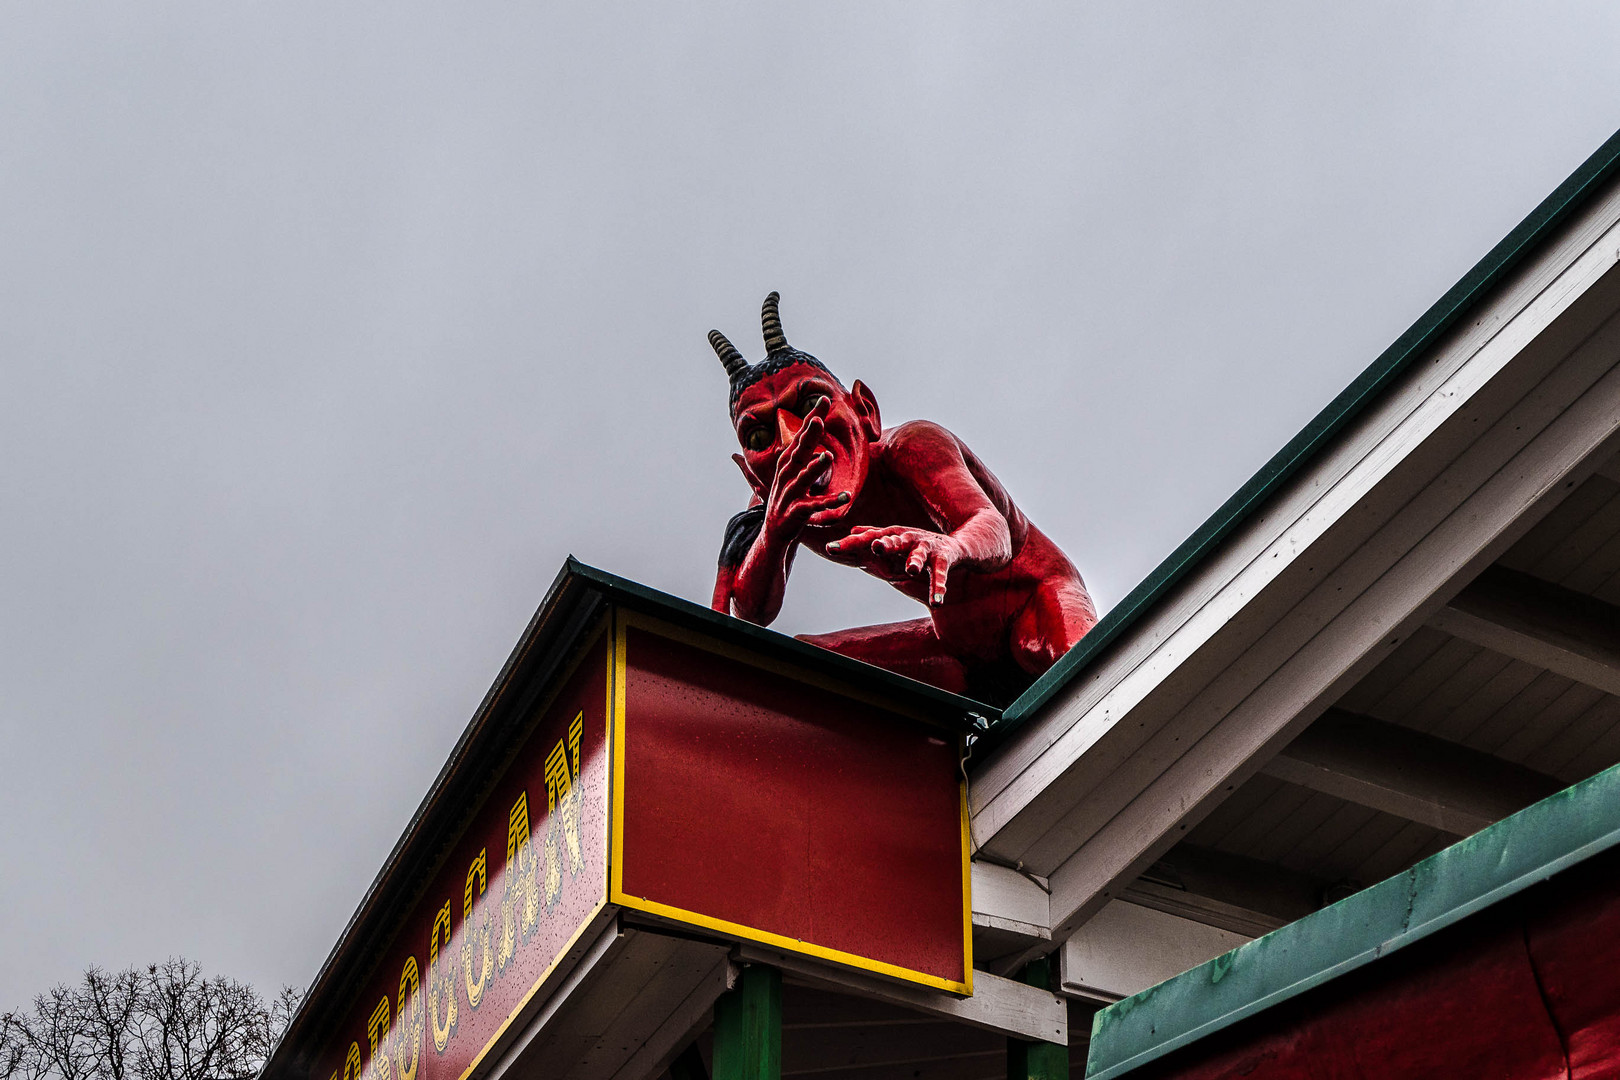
left=0, top=962, right=299, bottom=1080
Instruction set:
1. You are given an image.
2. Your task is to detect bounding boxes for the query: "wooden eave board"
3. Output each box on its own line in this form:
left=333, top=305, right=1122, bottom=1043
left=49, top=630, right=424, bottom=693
left=1322, top=462, right=1620, bottom=786
left=990, top=123, right=1620, bottom=736
left=969, top=142, right=1620, bottom=903
left=1497, top=470, right=1620, bottom=607
left=1084, top=759, right=1620, bottom=1080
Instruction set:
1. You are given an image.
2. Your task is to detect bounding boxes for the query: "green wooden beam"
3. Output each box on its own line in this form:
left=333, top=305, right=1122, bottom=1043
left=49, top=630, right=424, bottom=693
left=712, top=964, right=781, bottom=1080
left=1009, top=956, right=1069, bottom=1080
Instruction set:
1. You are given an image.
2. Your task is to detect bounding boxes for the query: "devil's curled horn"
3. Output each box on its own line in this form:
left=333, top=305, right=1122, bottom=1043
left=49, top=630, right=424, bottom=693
left=761, top=291, right=789, bottom=354
left=708, top=329, right=749, bottom=380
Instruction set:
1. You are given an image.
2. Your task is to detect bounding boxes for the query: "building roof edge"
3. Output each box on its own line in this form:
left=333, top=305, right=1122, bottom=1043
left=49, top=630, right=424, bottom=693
left=992, top=123, right=1620, bottom=739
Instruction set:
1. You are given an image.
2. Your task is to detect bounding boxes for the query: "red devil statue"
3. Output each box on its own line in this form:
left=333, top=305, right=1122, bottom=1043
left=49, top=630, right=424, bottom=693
left=709, top=293, right=1098, bottom=703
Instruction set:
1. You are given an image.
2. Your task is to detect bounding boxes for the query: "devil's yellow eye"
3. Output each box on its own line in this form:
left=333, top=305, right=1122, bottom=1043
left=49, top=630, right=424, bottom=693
left=745, top=427, right=772, bottom=451
left=799, top=393, right=829, bottom=415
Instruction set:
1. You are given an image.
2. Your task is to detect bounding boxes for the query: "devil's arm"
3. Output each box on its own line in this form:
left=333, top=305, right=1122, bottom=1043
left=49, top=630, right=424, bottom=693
left=826, top=422, right=1013, bottom=606
left=709, top=495, right=801, bottom=623
left=722, top=519, right=798, bottom=624
left=711, top=505, right=763, bottom=612
left=886, top=422, right=1015, bottom=570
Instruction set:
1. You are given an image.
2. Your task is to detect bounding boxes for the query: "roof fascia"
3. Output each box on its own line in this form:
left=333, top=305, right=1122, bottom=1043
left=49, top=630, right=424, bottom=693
left=990, top=124, right=1620, bottom=741
left=969, top=169, right=1620, bottom=926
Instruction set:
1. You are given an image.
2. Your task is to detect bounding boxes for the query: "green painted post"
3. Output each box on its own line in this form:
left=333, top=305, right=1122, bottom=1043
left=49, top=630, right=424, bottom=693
left=669, top=1042, right=709, bottom=1080
left=712, top=964, right=781, bottom=1080
left=1008, top=957, right=1069, bottom=1080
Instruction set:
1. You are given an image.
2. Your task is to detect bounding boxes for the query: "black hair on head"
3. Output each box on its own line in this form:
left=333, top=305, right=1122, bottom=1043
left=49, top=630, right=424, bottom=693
left=727, top=351, right=841, bottom=414
left=708, top=292, right=843, bottom=416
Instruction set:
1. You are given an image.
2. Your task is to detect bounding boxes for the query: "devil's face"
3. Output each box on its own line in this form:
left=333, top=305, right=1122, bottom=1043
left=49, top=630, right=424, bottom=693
left=732, top=364, right=880, bottom=518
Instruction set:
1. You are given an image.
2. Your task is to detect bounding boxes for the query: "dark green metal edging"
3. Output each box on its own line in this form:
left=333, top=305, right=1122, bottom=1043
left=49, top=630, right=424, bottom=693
left=565, top=558, right=1000, bottom=729
left=1083, top=759, right=1620, bottom=1080
left=988, top=123, right=1620, bottom=745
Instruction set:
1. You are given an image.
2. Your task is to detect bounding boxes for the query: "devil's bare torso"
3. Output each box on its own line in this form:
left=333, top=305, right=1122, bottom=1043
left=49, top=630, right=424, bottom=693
left=797, top=420, right=1091, bottom=665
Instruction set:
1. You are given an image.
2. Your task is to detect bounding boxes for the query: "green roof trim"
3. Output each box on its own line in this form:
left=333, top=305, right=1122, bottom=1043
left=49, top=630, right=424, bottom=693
left=991, top=124, right=1620, bottom=738
left=564, top=558, right=1000, bottom=725
left=1083, top=759, right=1620, bottom=1080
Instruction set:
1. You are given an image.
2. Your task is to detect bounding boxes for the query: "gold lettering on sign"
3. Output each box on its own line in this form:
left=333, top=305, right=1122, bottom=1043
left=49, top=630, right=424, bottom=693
left=331, top=700, right=594, bottom=1077
left=541, top=713, right=585, bottom=910
left=498, top=793, right=538, bottom=975
left=394, top=957, right=422, bottom=1080
left=427, top=902, right=457, bottom=1052
left=568, top=710, right=582, bottom=782
left=366, top=998, right=391, bottom=1080
left=462, top=849, right=493, bottom=1008
left=543, top=739, right=572, bottom=807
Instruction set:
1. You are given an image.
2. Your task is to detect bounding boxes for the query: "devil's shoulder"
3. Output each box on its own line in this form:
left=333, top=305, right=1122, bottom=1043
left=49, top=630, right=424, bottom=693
left=878, top=419, right=961, bottom=454
left=874, top=420, right=971, bottom=477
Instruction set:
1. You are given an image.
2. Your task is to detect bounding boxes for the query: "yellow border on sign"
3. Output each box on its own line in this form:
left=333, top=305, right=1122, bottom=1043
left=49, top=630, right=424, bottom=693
left=608, top=609, right=973, bottom=996
left=445, top=617, right=615, bottom=1080
left=960, top=778, right=974, bottom=997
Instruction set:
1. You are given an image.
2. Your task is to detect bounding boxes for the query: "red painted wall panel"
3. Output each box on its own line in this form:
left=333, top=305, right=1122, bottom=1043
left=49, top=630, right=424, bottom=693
left=1136, top=867, right=1620, bottom=1080
left=1323, top=925, right=1566, bottom=1080
left=1138, top=1023, right=1353, bottom=1080
left=1145, top=926, right=1566, bottom=1080
left=1527, top=863, right=1620, bottom=1080
left=615, top=622, right=968, bottom=988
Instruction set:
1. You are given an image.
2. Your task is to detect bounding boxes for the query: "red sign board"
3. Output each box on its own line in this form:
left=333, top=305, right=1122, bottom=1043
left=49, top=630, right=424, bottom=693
left=312, top=631, right=610, bottom=1080
left=610, top=614, right=971, bottom=994
left=307, top=606, right=972, bottom=1080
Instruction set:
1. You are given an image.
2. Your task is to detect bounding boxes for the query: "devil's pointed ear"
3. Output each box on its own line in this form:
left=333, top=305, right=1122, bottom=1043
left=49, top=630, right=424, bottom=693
left=732, top=453, right=768, bottom=500
left=850, top=380, right=882, bottom=441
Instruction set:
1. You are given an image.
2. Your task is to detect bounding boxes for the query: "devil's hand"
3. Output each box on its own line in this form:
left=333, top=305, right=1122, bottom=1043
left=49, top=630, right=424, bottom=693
left=826, top=525, right=964, bottom=607
left=762, top=401, right=850, bottom=545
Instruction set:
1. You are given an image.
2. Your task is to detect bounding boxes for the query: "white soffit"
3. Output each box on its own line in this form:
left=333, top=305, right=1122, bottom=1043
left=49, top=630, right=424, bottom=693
left=970, top=171, right=1620, bottom=944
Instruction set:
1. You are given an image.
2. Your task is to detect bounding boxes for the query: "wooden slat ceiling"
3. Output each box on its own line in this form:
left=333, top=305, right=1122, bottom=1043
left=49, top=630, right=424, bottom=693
left=1342, top=628, right=1620, bottom=781
left=1185, top=776, right=1450, bottom=889
left=1148, top=465, right=1620, bottom=925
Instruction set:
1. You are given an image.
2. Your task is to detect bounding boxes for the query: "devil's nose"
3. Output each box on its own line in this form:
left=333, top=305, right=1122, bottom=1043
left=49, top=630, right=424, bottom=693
left=776, top=409, right=803, bottom=446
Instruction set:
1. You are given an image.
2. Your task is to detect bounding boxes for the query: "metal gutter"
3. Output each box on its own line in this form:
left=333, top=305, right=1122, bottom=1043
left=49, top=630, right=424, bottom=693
left=1083, top=759, right=1620, bottom=1080
left=989, top=123, right=1620, bottom=742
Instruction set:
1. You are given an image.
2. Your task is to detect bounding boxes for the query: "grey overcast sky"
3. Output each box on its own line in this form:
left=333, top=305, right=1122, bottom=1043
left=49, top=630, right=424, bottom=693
left=4, top=2, right=1620, bottom=1010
